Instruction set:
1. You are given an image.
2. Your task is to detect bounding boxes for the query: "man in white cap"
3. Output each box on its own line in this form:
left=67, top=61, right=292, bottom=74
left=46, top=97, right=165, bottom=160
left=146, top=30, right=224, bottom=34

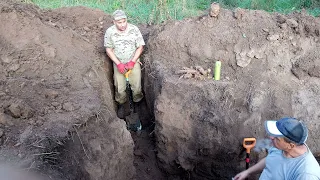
left=104, top=10, right=145, bottom=118
left=234, top=117, right=320, bottom=180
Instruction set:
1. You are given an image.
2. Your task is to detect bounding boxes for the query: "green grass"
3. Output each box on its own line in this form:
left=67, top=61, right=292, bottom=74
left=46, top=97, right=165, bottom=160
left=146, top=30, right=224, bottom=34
left=308, top=8, right=320, bottom=16
left=26, top=0, right=320, bottom=24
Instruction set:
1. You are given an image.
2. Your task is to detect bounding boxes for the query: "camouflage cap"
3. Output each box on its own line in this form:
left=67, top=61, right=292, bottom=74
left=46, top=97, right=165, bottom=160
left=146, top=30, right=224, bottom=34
left=113, top=10, right=127, bottom=20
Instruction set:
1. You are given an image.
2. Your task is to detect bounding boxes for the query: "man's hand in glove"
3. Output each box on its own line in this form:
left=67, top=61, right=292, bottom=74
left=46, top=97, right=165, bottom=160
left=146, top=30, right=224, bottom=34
left=117, top=63, right=126, bottom=74
left=125, top=60, right=135, bottom=70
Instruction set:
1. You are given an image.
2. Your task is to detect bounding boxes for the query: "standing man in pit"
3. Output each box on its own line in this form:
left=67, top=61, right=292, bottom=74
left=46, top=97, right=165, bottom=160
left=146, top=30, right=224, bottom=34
left=104, top=10, right=145, bottom=119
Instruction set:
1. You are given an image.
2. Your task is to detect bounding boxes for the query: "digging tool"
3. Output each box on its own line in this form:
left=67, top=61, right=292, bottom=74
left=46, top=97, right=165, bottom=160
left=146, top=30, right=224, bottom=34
left=243, top=137, right=256, bottom=179
left=124, top=70, right=142, bottom=132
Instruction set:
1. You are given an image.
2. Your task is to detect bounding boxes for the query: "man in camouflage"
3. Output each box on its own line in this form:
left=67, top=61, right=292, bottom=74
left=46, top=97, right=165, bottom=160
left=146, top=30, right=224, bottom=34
left=104, top=10, right=145, bottom=118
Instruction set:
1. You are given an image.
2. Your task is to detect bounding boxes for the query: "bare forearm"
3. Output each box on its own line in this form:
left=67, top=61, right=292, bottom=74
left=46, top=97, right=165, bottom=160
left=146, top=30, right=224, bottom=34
left=131, top=46, right=144, bottom=62
left=234, top=157, right=266, bottom=180
left=106, top=48, right=121, bottom=65
left=247, top=157, right=266, bottom=175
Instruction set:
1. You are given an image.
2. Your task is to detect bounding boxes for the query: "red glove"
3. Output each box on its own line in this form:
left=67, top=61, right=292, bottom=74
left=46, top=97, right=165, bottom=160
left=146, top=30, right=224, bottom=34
left=126, top=60, right=135, bottom=70
left=117, top=63, right=126, bottom=74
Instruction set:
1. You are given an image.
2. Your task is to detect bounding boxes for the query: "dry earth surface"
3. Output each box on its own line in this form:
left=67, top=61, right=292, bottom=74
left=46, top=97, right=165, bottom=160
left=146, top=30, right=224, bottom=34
left=0, top=0, right=320, bottom=180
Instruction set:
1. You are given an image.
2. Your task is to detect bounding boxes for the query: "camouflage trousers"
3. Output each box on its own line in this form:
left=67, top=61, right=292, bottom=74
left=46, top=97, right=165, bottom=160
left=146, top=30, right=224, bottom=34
left=113, top=62, right=144, bottom=104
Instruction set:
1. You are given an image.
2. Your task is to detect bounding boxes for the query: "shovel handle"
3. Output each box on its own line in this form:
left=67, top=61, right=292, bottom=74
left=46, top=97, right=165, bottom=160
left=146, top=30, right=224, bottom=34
left=125, top=70, right=132, bottom=80
left=243, top=138, right=256, bottom=153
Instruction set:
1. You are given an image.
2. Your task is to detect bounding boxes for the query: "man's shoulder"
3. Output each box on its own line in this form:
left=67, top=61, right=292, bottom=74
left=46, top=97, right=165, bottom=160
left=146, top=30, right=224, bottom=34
left=305, top=151, right=320, bottom=168
left=294, top=150, right=320, bottom=178
left=127, top=23, right=140, bottom=31
left=106, top=25, right=117, bottom=34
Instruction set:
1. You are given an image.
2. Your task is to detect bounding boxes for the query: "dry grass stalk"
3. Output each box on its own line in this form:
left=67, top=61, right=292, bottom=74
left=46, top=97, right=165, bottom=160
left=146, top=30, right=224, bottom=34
left=73, top=126, right=90, bottom=160
left=176, top=66, right=212, bottom=80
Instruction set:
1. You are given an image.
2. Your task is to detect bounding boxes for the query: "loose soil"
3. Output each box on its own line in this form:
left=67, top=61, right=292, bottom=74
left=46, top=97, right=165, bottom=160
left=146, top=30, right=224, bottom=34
left=0, top=0, right=319, bottom=180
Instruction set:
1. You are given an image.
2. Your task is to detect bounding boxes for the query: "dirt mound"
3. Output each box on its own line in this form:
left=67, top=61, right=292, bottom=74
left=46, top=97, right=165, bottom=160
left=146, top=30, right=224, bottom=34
left=0, top=0, right=135, bottom=179
left=144, top=8, right=320, bottom=179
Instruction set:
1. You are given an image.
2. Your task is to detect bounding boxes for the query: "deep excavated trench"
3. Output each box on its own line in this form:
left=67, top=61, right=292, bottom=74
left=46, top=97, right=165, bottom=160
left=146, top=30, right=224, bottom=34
left=0, top=0, right=320, bottom=180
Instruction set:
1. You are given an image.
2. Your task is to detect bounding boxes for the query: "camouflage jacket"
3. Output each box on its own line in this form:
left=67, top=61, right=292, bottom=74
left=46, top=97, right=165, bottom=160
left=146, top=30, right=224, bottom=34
left=104, top=23, right=145, bottom=63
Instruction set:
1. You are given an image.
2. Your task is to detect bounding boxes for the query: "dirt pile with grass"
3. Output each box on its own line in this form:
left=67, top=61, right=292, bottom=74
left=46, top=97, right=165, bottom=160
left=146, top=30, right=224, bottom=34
left=144, top=8, right=320, bottom=179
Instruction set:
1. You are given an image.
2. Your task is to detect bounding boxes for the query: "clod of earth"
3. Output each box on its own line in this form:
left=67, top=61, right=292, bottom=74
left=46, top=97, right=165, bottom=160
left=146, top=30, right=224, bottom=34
left=210, top=2, right=220, bottom=17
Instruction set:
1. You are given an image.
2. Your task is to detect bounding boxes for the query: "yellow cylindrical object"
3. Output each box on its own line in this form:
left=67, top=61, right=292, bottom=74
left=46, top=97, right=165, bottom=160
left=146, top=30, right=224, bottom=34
left=214, top=60, right=221, bottom=80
